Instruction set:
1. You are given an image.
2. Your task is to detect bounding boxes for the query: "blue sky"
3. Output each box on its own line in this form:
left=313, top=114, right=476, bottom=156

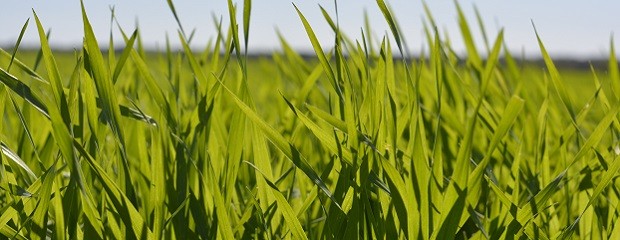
left=1, top=0, right=619, bottom=59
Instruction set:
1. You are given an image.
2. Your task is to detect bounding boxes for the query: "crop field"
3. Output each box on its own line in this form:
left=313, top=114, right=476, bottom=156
left=1, top=0, right=620, bottom=239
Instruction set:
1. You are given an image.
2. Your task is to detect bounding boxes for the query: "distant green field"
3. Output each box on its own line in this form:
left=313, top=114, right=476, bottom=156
left=1, top=1, right=620, bottom=239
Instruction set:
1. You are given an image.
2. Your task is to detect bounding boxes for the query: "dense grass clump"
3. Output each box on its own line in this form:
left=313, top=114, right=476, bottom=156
left=1, top=0, right=620, bottom=239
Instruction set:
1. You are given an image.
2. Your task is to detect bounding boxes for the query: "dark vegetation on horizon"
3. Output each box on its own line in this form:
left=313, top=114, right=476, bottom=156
left=2, top=47, right=611, bottom=70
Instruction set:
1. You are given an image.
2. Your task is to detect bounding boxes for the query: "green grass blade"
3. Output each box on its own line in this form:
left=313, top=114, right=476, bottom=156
left=111, top=30, right=138, bottom=84
left=609, top=36, right=620, bottom=100
left=533, top=23, right=576, bottom=122
left=30, top=165, right=56, bottom=240
left=205, top=160, right=235, bottom=239
left=293, top=4, right=337, bottom=91
left=0, top=69, right=49, bottom=118
left=0, top=142, right=36, bottom=179
left=243, top=0, right=252, bottom=51
left=166, top=0, right=186, bottom=36
left=32, top=11, right=70, bottom=127
left=375, top=0, right=403, bottom=55
left=7, top=18, right=29, bottom=72
left=455, top=2, right=482, bottom=70
left=468, top=95, right=524, bottom=201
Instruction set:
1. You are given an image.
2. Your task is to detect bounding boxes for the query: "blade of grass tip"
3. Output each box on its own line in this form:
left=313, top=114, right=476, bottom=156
left=533, top=22, right=576, bottom=123
left=108, top=6, right=116, bottom=71
left=112, top=30, right=138, bottom=84
left=7, top=18, right=29, bottom=72
left=81, top=1, right=125, bottom=138
left=422, top=1, right=437, bottom=31
left=33, top=29, right=51, bottom=72
left=216, top=76, right=342, bottom=211
left=81, top=1, right=138, bottom=210
left=455, top=1, right=482, bottom=71
left=166, top=0, right=186, bottom=37
left=363, top=10, right=376, bottom=56
left=609, top=35, right=620, bottom=100
left=178, top=31, right=211, bottom=93
left=243, top=0, right=251, bottom=52
left=591, top=65, right=613, bottom=112
left=293, top=4, right=337, bottom=94
left=227, top=0, right=241, bottom=55
left=319, top=6, right=337, bottom=33
left=33, top=11, right=71, bottom=127
left=473, top=6, right=490, bottom=52
left=376, top=0, right=403, bottom=56
left=124, top=47, right=170, bottom=124
left=32, top=11, right=80, bottom=184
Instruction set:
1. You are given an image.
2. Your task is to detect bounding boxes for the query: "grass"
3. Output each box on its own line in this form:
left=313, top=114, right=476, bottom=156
left=1, top=0, right=620, bottom=239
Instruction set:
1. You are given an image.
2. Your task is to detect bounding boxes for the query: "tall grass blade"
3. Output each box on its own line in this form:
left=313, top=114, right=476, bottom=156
left=7, top=19, right=29, bottom=72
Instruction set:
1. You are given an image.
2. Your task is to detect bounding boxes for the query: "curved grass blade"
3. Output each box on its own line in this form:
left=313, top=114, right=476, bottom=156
left=0, top=142, right=36, bottom=179
left=293, top=5, right=338, bottom=95
left=0, top=69, right=49, bottom=119
left=166, top=0, right=186, bottom=37
left=609, top=36, right=620, bottom=100
left=7, top=18, right=29, bottom=72
left=81, top=1, right=125, bottom=143
left=468, top=95, right=524, bottom=201
left=375, top=0, right=403, bottom=56
left=111, top=30, right=138, bottom=84
left=243, top=0, right=252, bottom=51
left=533, top=23, right=576, bottom=123
left=32, top=11, right=79, bottom=183
left=455, top=2, right=482, bottom=70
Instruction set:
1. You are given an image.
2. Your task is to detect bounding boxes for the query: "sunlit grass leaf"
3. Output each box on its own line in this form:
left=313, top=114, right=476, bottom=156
left=7, top=19, right=29, bottom=72
left=534, top=23, right=577, bottom=122
left=293, top=4, right=337, bottom=92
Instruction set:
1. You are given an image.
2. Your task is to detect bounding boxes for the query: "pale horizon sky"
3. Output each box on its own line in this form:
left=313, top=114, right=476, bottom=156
left=1, top=1, right=619, bottom=59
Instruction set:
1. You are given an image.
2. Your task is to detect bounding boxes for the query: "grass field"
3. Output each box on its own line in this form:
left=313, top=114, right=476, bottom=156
left=1, top=0, right=620, bottom=239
